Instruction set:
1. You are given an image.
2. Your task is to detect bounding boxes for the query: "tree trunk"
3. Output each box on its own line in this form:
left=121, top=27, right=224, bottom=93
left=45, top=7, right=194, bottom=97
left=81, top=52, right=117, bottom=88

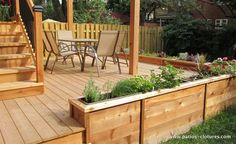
left=51, top=0, right=66, bottom=21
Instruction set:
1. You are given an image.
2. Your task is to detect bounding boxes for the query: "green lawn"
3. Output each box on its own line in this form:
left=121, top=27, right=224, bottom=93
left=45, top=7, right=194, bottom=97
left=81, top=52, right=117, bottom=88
left=162, top=108, right=236, bottom=144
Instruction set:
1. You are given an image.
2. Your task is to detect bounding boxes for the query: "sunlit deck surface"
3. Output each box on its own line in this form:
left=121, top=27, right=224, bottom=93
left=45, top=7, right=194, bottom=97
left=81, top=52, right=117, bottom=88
left=0, top=57, right=197, bottom=144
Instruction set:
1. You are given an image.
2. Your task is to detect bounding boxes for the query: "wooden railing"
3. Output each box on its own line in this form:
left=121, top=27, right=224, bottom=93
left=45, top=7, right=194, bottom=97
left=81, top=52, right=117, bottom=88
left=43, top=22, right=163, bottom=53
left=15, top=0, right=44, bottom=83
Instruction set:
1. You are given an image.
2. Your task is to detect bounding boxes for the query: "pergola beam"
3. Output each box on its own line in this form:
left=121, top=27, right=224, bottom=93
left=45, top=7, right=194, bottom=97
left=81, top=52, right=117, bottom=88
left=129, top=0, right=140, bottom=75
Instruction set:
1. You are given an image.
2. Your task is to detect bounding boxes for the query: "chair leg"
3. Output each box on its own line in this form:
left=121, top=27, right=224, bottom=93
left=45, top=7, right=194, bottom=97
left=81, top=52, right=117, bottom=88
left=95, top=54, right=100, bottom=77
left=91, top=57, right=95, bottom=66
left=122, top=50, right=129, bottom=67
left=116, top=55, right=121, bottom=74
left=71, top=56, right=75, bottom=67
left=51, top=57, right=58, bottom=74
left=112, top=56, right=116, bottom=64
left=102, top=56, right=107, bottom=69
left=44, top=52, right=51, bottom=70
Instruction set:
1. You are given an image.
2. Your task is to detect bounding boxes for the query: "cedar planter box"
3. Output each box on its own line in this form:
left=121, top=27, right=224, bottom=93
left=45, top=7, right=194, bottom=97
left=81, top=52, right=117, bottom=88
left=69, top=95, right=143, bottom=144
left=69, top=75, right=236, bottom=144
left=205, top=76, right=236, bottom=119
left=118, top=54, right=197, bottom=71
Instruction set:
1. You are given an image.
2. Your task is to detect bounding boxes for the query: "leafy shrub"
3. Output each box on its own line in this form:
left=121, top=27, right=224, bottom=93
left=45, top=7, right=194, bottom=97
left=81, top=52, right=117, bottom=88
left=0, top=5, right=10, bottom=21
left=162, top=15, right=236, bottom=60
left=151, top=65, right=183, bottom=89
left=130, top=76, right=154, bottom=93
left=83, top=79, right=102, bottom=103
left=111, top=79, right=139, bottom=98
left=73, top=0, right=120, bottom=24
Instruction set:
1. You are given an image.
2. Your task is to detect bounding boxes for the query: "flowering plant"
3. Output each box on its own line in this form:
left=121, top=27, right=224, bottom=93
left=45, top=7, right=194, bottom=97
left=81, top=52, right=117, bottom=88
left=203, top=57, right=236, bottom=76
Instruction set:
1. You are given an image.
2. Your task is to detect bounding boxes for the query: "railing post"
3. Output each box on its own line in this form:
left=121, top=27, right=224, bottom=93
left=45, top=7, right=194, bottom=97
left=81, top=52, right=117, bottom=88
left=15, top=0, right=20, bottom=15
left=33, top=5, right=44, bottom=83
left=129, top=0, right=140, bottom=75
left=67, top=0, right=73, bottom=30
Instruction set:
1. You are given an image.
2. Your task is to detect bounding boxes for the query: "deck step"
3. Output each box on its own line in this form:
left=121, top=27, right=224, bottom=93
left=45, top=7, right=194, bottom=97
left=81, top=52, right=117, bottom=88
left=0, top=53, right=32, bottom=68
left=0, top=66, right=35, bottom=74
left=0, top=66, right=36, bottom=83
left=0, top=32, right=23, bottom=36
left=0, top=53, right=31, bottom=60
left=0, top=81, right=44, bottom=100
left=0, top=42, right=27, bottom=47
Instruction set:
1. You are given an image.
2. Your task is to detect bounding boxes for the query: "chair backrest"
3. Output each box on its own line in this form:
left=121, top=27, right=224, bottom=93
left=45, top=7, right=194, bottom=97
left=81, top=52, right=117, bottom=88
left=115, top=31, right=126, bottom=53
left=96, top=31, right=119, bottom=56
left=42, top=31, right=52, bottom=52
left=57, top=30, right=74, bottom=40
left=45, top=31, right=60, bottom=55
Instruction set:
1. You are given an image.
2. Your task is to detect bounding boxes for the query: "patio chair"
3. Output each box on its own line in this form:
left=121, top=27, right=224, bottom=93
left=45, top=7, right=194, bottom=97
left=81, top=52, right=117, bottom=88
left=42, top=31, right=53, bottom=70
left=104, top=31, right=128, bottom=67
left=85, top=30, right=120, bottom=77
left=57, top=30, right=77, bottom=52
left=45, top=31, right=81, bottom=74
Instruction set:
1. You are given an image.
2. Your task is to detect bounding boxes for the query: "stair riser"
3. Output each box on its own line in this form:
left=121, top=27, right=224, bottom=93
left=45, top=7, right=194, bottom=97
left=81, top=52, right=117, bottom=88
left=0, top=71, right=36, bottom=83
left=0, top=36, right=24, bottom=42
left=0, top=85, right=44, bottom=100
left=0, top=46, right=29, bottom=54
left=0, top=24, right=21, bottom=33
left=0, top=58, right=32, bottom=68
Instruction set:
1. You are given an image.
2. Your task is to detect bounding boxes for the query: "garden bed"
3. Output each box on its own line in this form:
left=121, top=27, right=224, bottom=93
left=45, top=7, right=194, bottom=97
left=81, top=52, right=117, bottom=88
left=118, top=54, right=198, bottom=71
left=69, top=75, right=236, bottom=144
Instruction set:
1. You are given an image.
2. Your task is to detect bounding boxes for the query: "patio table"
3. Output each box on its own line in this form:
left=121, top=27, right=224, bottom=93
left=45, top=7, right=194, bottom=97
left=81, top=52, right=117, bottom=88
left=58, top=38, right=98, bottom=72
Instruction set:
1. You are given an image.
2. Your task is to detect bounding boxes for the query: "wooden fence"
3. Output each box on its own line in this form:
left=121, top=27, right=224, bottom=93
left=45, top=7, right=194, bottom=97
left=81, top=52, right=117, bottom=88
left=42, top=22, right=163, bottom=53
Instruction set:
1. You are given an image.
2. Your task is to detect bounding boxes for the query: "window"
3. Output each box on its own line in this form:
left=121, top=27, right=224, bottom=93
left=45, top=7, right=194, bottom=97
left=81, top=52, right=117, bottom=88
left=215, top=19, right=228, bottom=29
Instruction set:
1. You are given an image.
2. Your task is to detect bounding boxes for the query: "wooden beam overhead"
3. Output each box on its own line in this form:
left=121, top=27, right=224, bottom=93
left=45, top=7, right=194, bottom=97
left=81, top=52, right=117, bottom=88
left=67, top=0, right=73, bottom=30
left=129, top=0, right=140, bottom=75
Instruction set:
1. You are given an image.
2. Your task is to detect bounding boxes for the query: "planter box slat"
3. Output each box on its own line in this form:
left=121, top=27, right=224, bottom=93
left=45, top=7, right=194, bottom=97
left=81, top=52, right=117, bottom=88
left=205, top=78, right=236, bottom=119
left=70, top=101, right=141, bottom=144
left=143, top=85, right=205, bottom=143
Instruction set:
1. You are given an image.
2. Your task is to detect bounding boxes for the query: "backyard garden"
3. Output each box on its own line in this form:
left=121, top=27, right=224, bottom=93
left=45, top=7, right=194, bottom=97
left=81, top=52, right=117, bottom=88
left=0, top=0, right=236, bottom=143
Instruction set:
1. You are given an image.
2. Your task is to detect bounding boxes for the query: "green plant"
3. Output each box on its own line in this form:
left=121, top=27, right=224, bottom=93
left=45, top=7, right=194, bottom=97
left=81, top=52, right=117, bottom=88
left=0, top=5, right=10, bottom=21
left=102, top=80, right=113, bottom=99
left=111, top=79, right=139, bottom=98
left=74, top=0, right=120, bottom=24
left=150, top=70, right=162, bottom=90
left=83, top=79, right=102, bottom=103
left=159, top=65, right=183, bottom=88
left=130, top=76, right=154, bottom=93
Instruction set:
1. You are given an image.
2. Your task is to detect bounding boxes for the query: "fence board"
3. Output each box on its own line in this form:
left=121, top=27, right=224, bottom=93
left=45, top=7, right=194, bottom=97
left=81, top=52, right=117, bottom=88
left=42, top=22, right=162, bottom=52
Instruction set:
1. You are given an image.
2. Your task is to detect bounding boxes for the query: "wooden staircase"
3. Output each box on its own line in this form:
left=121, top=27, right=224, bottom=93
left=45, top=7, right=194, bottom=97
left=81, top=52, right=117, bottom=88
left=0, top=21, right=44, bottom=100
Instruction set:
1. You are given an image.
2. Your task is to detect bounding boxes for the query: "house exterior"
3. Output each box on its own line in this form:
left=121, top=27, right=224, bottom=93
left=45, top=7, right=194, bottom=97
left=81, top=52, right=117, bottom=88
left=192, top=0, right=236, bottom=28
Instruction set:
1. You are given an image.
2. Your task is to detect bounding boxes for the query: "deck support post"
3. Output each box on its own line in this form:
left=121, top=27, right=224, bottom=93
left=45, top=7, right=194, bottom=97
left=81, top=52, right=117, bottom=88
left=15, top=0, right=20, bottom=15
left=33, top=6, right=44, bottom=83
left=129, top=0, right=140, bottom=75
left=67, top=0, right=73, bottom=31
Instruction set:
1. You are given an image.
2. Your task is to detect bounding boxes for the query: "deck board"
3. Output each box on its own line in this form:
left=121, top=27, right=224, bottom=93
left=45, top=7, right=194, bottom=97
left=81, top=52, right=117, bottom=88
left=15, top=98, right=58, bottom=141
left=0, top=101, right=24, bottom=144
left=4, top=100, right=42, bottom=144
left=0, top=57, right=197, bottom=144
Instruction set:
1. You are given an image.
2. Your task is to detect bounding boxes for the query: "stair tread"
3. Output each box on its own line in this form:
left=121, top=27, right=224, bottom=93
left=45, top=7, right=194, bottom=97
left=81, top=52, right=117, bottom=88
left=0, top=42, right=27, bottom=47
left=0, top=32, right=23, bottom=36
left=0, top=53, right=31, bottom=60
left=0, top=81, right=43, bottom=91
left=0, top=66, right=35, bottom=74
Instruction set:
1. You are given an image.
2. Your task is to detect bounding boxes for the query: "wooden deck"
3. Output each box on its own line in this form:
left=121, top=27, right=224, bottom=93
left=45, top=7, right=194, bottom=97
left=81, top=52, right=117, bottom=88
left=0, top=57, right=197, bottom=144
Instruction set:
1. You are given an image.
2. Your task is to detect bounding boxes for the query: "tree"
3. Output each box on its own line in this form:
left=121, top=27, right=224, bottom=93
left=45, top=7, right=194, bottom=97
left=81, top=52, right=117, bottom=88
left=34, top=0, right=66, bottom=21
left=73, top=0, right=119, bottom=24
left=107, top=0, right=199, bottom=24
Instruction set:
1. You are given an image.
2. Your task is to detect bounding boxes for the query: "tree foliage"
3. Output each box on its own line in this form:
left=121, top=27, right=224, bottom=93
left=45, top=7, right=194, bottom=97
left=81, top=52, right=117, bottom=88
left=73, top=0, right=119, bottom=24
left=107, top=0, right=198, bottom=24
